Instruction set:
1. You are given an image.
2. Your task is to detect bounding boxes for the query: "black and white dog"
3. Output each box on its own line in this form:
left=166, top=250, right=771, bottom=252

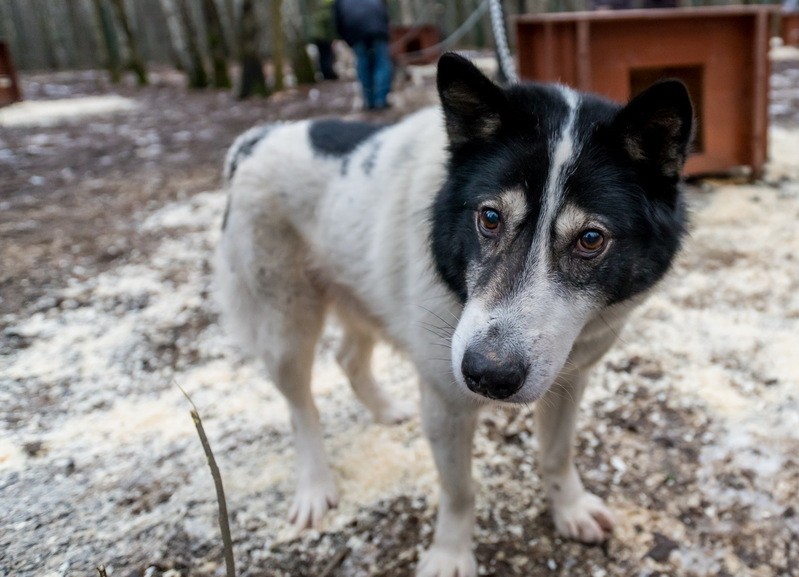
left=215, top=53, right=692, bottom=577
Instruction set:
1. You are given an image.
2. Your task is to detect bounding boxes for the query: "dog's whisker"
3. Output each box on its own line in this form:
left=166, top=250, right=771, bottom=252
left=415, top=323, right=453, bottom=342
left=414, top=318, right=453, bottom=334
left=549, top=381, right=576, bottom=405
left=598, top=311, right=628, bottom=346
left=414, top=304, right=457, bottom=331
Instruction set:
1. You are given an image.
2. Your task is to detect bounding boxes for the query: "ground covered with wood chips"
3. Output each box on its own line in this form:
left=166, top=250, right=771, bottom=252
left=2, top=54, right=799, bottom=577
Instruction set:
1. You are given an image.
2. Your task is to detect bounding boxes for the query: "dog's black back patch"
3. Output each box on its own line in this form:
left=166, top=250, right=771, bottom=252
left=226, top=124, right=275, bottom=181
left=309, top=119, right=386, bottom=157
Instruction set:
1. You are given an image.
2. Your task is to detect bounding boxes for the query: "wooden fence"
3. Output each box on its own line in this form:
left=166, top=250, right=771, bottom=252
left=0, top=0, right=781, bottom=72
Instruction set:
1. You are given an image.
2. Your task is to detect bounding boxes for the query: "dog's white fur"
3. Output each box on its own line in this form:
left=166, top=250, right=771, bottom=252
left=215, top=106, right=632, bottom=576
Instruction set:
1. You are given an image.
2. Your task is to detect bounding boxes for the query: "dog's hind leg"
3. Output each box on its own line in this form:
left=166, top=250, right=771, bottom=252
left=217, top=211, right=338, bottom=532
left=416, top=382, right=479, bottom=577
left=268, top=305, right=340, bottom=533
left=249, top=278, right=339, bottom=532
left=335, top=314, right=415, bottom=425
left=535, top=371, right=616, bottom=543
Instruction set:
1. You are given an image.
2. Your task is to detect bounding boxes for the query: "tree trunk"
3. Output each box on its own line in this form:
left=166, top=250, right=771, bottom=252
left=223, top=0, right=236, bottom=28
left=159, top=0, right=191, bottom=71
left=237, top=0, right=269, bottom=98
left=201, top=0, right=232, bottom=88
left=175, top=0, right=209, bottom=88
left=288, top=34, right=314, bottom=86
left=0, top=2, right=17, bottom=64
left=477, top=0, right=491, bottom=48
left=6, top=0, right=33, bottom=69
left=284, top=0, right=315, bottom=86
left=216, top=0, right=238, bottom=58
left=83, top=0, right=107, bottom=70
left=92, top=0, right=122, bottom=82
left=109, top=0, right=148, bottom=85
left=268, top=0, right=285, bottom=91
left=33, top=0, right=61, bottom=69
left=46, top=0, right=72, bottom=67
left=67, top=0, right=98, bottom=68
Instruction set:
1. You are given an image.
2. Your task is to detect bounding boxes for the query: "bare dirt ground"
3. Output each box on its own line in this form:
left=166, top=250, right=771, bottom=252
left=2, top=54, right=798, bottom=577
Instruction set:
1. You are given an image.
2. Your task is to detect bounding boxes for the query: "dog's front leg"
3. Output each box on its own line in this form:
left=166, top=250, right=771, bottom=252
left=417, top=382, right=479, bottom=577
left=535, top=371, right=615, bottom=543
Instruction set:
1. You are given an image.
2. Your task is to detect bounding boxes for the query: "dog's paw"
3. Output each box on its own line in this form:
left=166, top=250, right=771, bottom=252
left=288, top=479, right=339, bottom=533
left=373, top=399, right=416, bottom=425
left=552, top=491, right=615, bottom=543
left=416, top=545, right=477, bottom=577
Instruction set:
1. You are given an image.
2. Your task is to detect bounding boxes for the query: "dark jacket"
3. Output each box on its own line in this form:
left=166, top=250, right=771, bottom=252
left=333, top=0, right=389, bottom=47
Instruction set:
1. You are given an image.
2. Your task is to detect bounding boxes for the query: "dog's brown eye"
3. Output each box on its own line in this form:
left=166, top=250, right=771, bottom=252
left=575, top=229, right=605, bottom=257
left=477, top=208, right=501, bottom=238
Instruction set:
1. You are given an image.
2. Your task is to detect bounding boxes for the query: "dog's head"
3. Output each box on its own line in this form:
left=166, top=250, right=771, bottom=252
left=432, top=53, right=692, bottom=404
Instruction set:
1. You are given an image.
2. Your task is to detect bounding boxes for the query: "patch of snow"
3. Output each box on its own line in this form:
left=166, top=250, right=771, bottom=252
left=0, top=95, right=137, bottom=127
left=769, top=126, right=799, bottom=180
left=0, top=437, right=26, bottom=471
left=771, top=45, right=799, bottom=62
left=3, top=128, right=799, bottom=576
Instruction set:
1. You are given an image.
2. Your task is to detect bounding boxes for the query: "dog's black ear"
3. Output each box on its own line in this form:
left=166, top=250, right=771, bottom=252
left=613, top=80, right=694, bottom=181
left=437, top=52, right=506, bottom=147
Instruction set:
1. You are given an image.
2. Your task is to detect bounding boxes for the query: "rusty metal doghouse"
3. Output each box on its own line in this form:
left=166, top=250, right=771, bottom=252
left=783, top=11, right=799, bottom=47
left=515, top=6, right=775, bottom=178
left=390, top=25, right=441, bottom=66
left=0, top=41, right=22, bottom=107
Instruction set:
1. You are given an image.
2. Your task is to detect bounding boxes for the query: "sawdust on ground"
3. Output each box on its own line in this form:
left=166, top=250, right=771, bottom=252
left=1, top=59, right=798, bottom=577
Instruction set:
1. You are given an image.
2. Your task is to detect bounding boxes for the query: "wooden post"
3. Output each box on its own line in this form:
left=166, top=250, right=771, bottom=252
left=576, top=18, right=590, bottom=91
left=751, top=9, right=768, bottom=179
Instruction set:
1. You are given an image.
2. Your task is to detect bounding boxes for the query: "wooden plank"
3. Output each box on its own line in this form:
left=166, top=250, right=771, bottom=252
left=752, top=9, right=769, bottom=179
left=576, top=18, right=590, bottom=91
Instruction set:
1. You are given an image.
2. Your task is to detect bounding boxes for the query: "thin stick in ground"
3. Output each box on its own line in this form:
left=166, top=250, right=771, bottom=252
left=177, top=382, right=236, bottom=577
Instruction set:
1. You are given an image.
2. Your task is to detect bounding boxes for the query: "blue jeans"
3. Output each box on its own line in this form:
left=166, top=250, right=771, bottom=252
left=352, top=38, right=393, bottom=109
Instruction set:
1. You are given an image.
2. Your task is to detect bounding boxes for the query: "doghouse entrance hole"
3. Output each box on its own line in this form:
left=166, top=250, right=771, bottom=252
left=406, top=37, right=422, bottom=54
left=630, top=65, right=705, bottom=154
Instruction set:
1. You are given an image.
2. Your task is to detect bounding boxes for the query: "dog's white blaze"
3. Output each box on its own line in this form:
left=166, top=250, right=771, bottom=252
left=452, top=89, right=590, bottom=402
left=480, top=87, right=590, bottom=402
left=536, top=86, right=581, bottom=262
left=450, top=295, right=490, bottom=390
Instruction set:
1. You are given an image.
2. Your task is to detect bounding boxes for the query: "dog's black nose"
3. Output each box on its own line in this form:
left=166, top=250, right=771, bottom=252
left=461, top=348, right=527, bottom=400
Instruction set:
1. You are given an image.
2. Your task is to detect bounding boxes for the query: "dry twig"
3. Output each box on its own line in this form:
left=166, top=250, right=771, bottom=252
left=177, top=382, right=236, bottom=577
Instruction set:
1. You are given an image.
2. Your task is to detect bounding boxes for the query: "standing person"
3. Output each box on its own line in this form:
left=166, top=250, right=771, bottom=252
left=311, top=0, right=338, bottom=80
left=333, top=0, right=393, bottom=110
